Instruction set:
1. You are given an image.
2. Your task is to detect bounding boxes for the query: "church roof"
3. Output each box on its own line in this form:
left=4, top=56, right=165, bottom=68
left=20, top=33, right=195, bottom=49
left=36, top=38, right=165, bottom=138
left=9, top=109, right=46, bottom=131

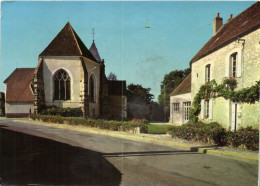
left=90, top=41, right=102, bottom=62
left=191, top=2, right=260, bottom=64
left=170, top=73, right=191, bottom=96
left=40, top=22, right=97, bottom=62
left=4, top=68, right=35, bottom=103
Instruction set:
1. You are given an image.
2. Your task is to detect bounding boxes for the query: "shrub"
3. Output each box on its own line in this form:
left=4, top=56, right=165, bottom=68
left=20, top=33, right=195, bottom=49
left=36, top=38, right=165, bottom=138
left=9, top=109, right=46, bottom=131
left=225, top=127, right=259, bottom=151
left=170, top=121, right=259, bottom=151
left=30, top=114, right=148, bottom=133
left=40, top=107, right=82, bottom=117
left=170, top=121, right=226, bottom=145
left=130, top=118, right=149, bottom=125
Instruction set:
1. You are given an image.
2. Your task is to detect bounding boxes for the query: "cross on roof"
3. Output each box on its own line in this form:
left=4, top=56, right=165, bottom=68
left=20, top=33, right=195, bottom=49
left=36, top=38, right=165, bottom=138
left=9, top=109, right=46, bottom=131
left=92, top=28, right=95, bottom=41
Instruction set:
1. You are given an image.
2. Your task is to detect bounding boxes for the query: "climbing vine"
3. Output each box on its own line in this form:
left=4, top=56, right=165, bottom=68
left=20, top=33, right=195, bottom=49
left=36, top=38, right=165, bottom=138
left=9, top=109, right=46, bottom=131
left=189, top=78, right=260, bottom=122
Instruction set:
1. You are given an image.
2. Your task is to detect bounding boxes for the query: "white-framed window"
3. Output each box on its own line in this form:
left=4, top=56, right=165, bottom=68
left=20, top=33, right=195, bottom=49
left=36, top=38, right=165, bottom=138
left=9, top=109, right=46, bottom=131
left=173, top=103, right=180, bottom=111
left=225, top=48, right=242, bottom=78
left=53, top=69, right=71, bottom=100
left=183, top=102, right=191, bottom=121
left=205, top=64, right=211, bottom=82
left=231, top=52, right=237, bottom=78
left=204, top=100, right=209, bottom=119
left=201, top=99, right=212, bottom=120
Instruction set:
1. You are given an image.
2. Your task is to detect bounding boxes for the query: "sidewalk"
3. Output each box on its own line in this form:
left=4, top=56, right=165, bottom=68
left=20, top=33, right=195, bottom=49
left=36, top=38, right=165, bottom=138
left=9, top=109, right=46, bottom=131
left=1, top=117, right=258, bottom=164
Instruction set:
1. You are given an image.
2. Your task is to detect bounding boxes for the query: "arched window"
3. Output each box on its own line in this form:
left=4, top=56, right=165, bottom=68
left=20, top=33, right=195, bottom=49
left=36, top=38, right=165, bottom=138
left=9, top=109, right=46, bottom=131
left=89, top=75, right=95, bottom=102
left=53, top=69, right=70, bottom=100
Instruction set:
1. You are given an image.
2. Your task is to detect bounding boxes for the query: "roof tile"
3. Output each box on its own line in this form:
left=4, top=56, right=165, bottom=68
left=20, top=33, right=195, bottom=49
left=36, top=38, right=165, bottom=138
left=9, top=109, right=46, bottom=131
left=191, top=2, right=260, bottom=63
left=4, top=68, right=35, bottom=103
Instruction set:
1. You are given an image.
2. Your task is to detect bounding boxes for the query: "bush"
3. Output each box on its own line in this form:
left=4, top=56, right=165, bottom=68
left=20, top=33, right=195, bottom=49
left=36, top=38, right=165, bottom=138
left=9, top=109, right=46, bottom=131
left=170, top=121, right=259, bottom=151
left=40, top=107, right=82, bottom=117
left=170, top=121, right=226, bottom=145
left=225, top=127, right=259, bottom=151
left=30, top=114, right=148, bottom=133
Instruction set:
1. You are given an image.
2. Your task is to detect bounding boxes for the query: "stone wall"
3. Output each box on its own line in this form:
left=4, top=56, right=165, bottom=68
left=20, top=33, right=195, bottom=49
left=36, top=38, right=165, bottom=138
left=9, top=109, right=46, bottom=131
left=102, top=96, right=127, bottom=120
left=6, top=102, right=34, bottom=118
left=170, top=93, right=191, bottom=125
left=33, top=58, right=45, bottom=113
left=191, top=29, right=260, bottom=129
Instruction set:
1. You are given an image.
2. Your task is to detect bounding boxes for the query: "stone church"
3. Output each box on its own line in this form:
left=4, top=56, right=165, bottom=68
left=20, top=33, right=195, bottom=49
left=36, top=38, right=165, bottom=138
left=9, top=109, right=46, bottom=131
left=4, top=22, right=127, bottom=120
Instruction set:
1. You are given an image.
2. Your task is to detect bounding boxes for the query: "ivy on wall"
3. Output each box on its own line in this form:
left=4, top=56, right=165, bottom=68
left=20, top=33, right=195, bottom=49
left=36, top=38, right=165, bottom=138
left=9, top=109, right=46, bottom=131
left=189, top=77, right=260, bottom=122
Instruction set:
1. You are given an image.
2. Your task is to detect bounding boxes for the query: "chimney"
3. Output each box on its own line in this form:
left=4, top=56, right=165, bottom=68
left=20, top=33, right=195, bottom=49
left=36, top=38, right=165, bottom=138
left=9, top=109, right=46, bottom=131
left=226, top=14, right=233, bottom=23
left=213, top=12, right=223, bottom=35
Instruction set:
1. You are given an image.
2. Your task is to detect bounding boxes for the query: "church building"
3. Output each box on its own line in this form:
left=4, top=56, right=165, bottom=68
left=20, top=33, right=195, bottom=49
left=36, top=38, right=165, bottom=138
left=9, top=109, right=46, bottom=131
left=4, top=22, right=127, bottom=120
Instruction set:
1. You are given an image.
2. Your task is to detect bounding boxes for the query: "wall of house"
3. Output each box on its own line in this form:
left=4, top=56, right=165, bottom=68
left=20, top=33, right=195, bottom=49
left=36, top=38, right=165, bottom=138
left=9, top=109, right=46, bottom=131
left=5, top=102, right=34, bottom=117
left=102, top=96, right=127, bottom=120
left=191, top=29, right=260, bottom=129
left=170, top=93, right=191, bottom=125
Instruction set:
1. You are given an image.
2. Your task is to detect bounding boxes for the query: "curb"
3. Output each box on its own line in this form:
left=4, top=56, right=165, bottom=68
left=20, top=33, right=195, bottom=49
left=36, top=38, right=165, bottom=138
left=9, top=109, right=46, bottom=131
left=4, top=118, right=259, bottom=164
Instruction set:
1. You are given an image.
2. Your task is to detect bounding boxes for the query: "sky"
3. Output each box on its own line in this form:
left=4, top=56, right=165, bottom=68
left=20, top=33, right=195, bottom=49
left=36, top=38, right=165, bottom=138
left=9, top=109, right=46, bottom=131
left=0, top=1, right=255, bottom=101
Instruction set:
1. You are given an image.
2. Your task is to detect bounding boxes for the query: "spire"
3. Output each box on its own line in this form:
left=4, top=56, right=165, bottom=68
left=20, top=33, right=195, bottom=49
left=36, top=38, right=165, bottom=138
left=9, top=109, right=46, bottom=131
left=89, top=28, right=102, bottom=62
left=90, top=40, right=102, bottom=62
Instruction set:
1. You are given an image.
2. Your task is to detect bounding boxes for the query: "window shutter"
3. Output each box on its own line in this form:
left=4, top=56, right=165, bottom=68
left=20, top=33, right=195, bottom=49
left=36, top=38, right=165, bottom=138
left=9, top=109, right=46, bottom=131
left=209, top=99, right=213, bottom=119
left=201, top=99, right=204, bottom=119
left=237, top=51, right=242, bottom=77
left=225, top=55, right=230, bottom=77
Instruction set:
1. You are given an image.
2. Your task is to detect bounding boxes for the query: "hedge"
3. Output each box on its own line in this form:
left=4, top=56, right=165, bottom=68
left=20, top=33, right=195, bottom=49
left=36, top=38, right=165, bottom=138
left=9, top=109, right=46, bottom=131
left=40, top=107, right=82, bottom=117
left=30, top=114, right=148, bottom=133
left=168, top=121, right=259, bottom=151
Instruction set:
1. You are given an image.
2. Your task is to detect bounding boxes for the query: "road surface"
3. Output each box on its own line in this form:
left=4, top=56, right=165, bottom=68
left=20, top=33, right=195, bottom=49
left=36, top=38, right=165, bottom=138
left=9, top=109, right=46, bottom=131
left=0, top=118, right=258, bottom=185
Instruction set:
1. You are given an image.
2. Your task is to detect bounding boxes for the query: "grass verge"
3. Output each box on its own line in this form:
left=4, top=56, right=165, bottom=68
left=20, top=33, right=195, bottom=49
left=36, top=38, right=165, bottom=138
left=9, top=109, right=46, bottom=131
left=148, top=124, right=173, bottom=134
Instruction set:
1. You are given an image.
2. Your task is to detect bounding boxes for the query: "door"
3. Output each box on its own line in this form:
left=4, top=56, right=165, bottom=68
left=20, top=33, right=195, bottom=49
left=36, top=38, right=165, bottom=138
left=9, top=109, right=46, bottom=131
left=231, top=102, right=238, bottom=131
left=183, top=102, right=191, bottom=124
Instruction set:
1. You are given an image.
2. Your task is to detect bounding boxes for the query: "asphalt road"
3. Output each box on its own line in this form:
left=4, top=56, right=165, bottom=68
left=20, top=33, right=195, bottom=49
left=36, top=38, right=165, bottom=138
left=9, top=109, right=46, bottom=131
left=0, top=118, right=258, bottom=185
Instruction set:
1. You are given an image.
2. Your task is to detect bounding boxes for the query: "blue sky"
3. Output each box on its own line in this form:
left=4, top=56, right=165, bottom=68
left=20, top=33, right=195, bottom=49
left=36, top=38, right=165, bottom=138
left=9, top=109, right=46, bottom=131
left=0, top=1, right=254, bottom=101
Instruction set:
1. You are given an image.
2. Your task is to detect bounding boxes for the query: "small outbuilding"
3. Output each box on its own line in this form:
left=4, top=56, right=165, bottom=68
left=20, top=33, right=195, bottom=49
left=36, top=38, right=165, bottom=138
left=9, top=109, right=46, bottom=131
left=169, top=74, right=191, bottom=125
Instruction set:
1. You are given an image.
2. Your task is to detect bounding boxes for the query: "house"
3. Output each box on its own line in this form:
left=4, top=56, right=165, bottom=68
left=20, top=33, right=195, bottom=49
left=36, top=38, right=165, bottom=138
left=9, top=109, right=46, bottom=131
left=190, top=2, right=260, bottom=130
left=0, top=92, right=5, bottom=116
left=4, top=22, right=127, bottom=120
left=169, top=74, right=191, bottom=125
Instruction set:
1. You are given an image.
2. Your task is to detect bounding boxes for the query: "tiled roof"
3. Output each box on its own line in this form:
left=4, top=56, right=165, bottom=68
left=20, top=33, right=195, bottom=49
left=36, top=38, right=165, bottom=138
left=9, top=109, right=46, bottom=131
left=90, top=41, right=102, bottom=62
left=4, top=68, right=35, bottom=103
left=170, top=74, right=191, bottom=96
left=40, top=22, right=97, bottom=62
left=108, top=80, right=126, bottom=96
left=191, top=2, right=260, bottom=63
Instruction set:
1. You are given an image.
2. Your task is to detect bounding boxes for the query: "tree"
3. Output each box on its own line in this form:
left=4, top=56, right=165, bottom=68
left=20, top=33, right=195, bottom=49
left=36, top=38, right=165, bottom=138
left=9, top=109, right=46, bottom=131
left=158, top=68, right=191, bottom=121
left=127, top=84, right=154, bottom=119
left=107, top=72, right=117, bottom=80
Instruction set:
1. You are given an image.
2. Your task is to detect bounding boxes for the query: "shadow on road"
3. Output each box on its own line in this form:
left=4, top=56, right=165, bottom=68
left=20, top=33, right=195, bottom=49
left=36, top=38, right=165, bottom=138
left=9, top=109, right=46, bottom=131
left=0, top=128, right=122, bottom=185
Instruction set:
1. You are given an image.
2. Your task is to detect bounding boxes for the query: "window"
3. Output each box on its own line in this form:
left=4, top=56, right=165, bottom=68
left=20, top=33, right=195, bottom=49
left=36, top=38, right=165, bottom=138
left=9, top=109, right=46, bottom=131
left=53, top=69, right=70, bottom=100
left=204, top=100, right=209, bottom=119
left=205, top=64, right=211, bottom=82
left=89, top=75, right=95, bottom=102
left=231, top=52, right=237, bottom=78
left=183, top=102, right=191, bottom=121
left=173, top=103, right=179, bottom=111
